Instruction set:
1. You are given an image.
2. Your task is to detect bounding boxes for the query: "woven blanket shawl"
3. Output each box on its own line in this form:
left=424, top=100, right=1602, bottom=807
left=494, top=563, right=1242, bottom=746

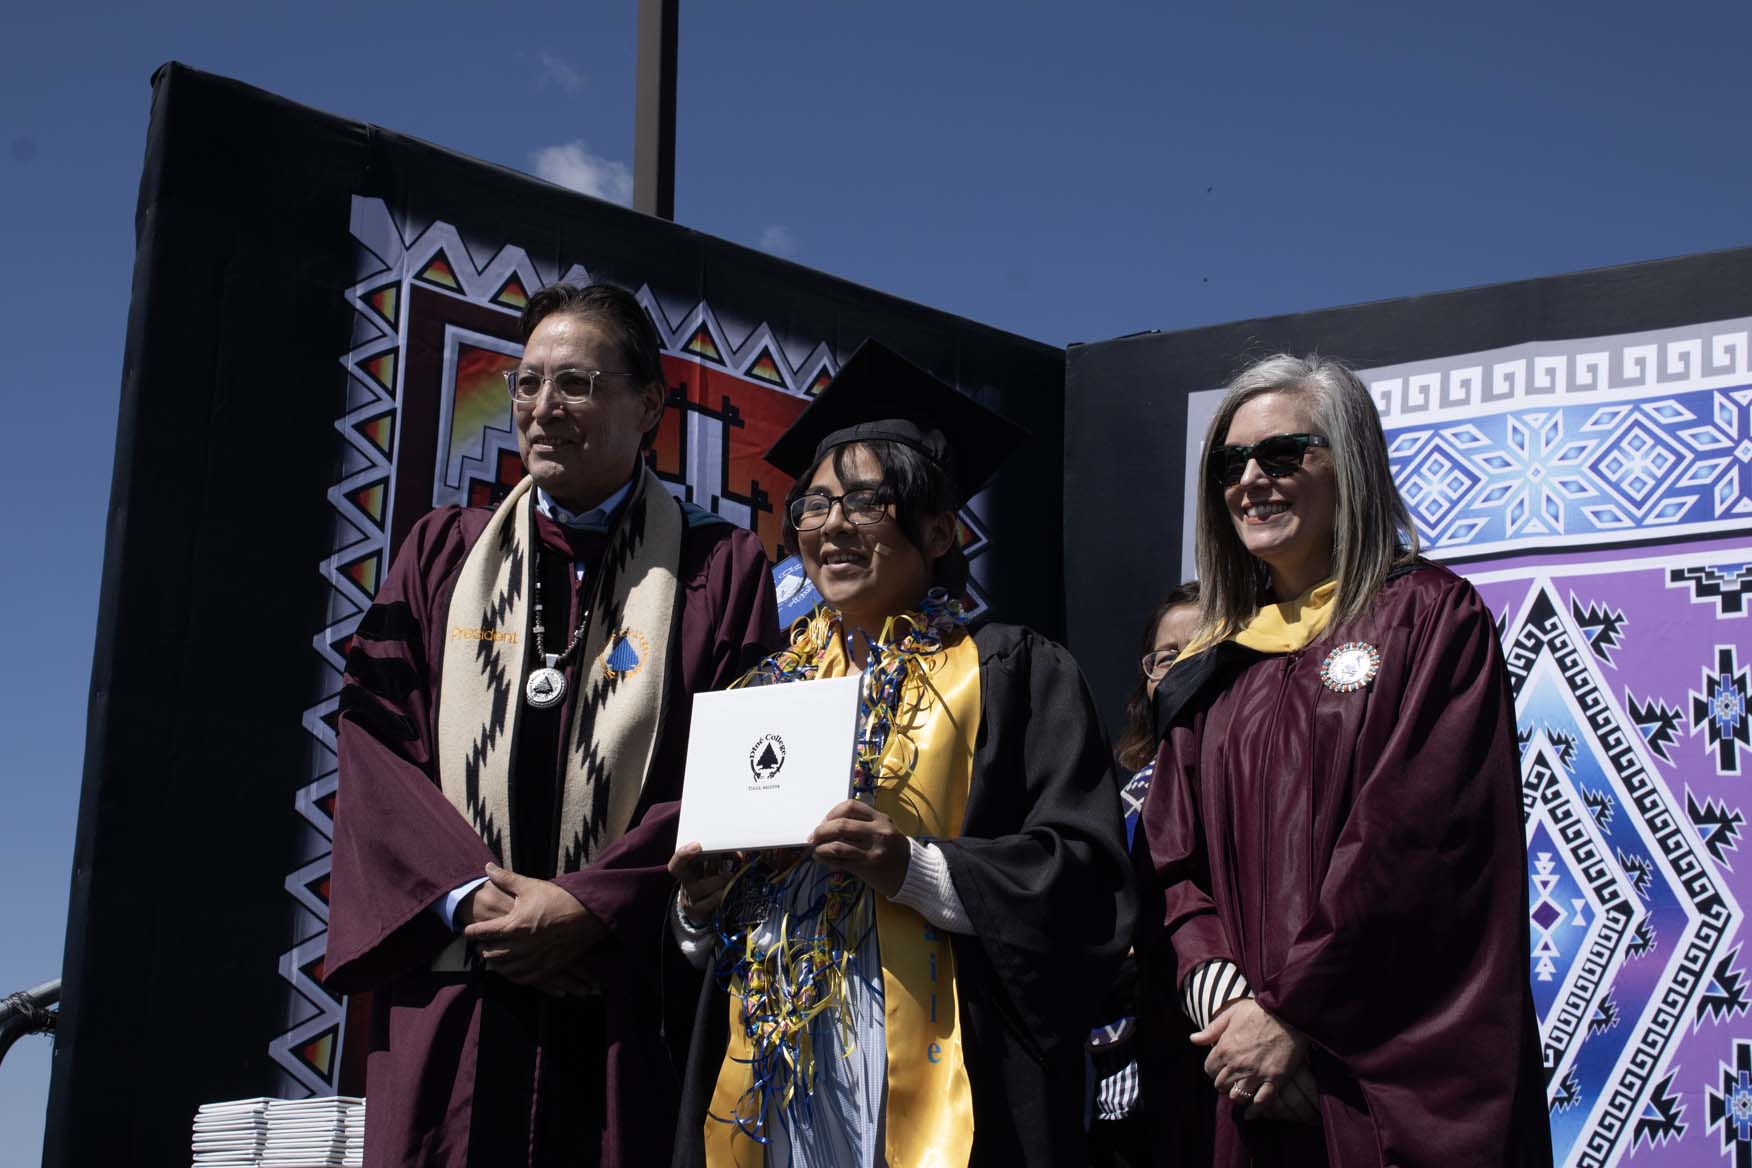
left=436, top=467, right=683, bottom=881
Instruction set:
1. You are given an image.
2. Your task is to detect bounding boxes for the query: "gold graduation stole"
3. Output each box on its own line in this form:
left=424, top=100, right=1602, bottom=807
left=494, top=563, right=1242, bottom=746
left=705, top=621, right=981, bottom=1167
left=1178, top=576, right=1338, bottom=663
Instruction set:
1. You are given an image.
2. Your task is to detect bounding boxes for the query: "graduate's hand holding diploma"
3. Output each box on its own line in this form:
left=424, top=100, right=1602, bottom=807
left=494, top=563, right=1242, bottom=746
left=463, top=863, right=608, bottom=997
left=1193, top=998, right=1319, bottom=1124
left=808, top=799, right=909, bottom=898
left=668, top=842, right=739, bottom=920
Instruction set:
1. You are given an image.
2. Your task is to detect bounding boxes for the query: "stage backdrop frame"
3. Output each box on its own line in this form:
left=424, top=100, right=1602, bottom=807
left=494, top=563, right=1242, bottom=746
left=48, top=62, right=1063, bottom=1168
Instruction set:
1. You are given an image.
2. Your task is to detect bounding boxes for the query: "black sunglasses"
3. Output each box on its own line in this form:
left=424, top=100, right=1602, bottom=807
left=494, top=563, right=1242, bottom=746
left=1209, top=433, right=1330, bottom=486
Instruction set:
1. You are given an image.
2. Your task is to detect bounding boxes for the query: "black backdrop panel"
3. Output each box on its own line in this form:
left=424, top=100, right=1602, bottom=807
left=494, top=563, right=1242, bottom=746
left=48, top=63, right=1061, bottom=1168
left=1064, top=246, right=1752, bottom=725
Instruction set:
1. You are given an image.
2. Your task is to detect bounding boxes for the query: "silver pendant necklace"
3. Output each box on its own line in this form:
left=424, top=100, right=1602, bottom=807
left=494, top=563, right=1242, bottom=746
left=526, top=547, right=588, bottom=709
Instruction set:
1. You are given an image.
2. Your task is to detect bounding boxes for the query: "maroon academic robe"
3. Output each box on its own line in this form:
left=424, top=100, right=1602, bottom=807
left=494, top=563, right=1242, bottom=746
left=325, top=500, right=781, bottom=1168
left=1139, top=563, right=1551, bottom=1167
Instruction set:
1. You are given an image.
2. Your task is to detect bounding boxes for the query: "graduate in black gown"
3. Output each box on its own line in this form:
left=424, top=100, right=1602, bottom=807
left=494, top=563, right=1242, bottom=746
left=666, top=341, right=1135, bottom=1167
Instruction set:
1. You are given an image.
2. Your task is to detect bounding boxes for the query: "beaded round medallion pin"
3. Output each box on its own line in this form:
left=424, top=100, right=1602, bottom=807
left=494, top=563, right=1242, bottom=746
left=708, top=588, right=968, bottom=1140
left=1319, top=640, right=1381, bottom=693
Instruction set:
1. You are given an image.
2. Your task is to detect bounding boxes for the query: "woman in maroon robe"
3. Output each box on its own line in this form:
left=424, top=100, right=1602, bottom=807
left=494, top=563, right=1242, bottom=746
left=324, top=283, right=781, bottom=1168
left=1138, top=355, right=1551, bottom=1166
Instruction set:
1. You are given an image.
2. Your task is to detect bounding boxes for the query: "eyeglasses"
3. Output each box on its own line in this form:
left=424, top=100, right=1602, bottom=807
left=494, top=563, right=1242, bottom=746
left=1141, top=649, right=1180, bottom=680
left=504, top=367, right=637, bottom=404
left=788, top=489, right=890, bottom=531
left=1209, top=432, right=1330, bottom=486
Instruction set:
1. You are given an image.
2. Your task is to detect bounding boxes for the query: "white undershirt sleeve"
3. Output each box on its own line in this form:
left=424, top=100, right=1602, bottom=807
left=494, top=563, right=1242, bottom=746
left=889, top=838, right=975, bottom=933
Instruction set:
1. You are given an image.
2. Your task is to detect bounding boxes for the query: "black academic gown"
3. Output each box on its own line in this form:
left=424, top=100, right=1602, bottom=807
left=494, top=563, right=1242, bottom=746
left=672, top=621, right=1136, bottom=1167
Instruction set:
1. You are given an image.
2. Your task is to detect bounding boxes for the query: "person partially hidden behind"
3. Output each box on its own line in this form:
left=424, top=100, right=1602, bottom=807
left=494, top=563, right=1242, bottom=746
left=324, top=282, right=781, bottom=1168
left=1090, top=581, right=1200, bottom=1168
left=1138, top=354, right=1551, bottom=1166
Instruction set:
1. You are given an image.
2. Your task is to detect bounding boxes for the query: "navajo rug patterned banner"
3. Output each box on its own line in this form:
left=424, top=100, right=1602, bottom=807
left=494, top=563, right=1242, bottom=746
left=277, top=196, right=1020, bottom=1097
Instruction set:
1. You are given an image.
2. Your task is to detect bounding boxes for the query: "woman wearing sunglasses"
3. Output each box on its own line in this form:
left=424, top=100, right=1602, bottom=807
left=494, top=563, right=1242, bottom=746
left=1137, top=355, right=1550, bottom=1166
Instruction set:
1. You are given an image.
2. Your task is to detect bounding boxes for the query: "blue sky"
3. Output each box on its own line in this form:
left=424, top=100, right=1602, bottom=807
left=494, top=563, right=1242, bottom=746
left=3, top=0, right=1750, bottom=1162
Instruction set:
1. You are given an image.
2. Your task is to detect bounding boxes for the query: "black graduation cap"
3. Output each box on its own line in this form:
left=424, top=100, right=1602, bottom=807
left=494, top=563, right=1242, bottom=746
left=764, top=339, right=1029, bottom=503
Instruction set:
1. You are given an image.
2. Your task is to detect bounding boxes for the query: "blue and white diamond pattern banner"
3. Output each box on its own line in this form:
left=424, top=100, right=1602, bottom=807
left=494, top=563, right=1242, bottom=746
left=1388, top=389, right=1751, bottom=555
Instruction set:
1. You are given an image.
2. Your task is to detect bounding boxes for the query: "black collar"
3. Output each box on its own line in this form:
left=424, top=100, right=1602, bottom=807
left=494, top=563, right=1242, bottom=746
left=1151, top=640, right=1264, bottom=741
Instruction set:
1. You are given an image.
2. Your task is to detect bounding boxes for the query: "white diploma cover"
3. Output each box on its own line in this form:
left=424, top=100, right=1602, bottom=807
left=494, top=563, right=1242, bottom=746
left=677, top=674, right=863, bottom=852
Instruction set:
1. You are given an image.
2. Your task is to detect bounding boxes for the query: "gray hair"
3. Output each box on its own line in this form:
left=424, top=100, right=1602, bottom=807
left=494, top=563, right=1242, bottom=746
left=1192, top=354, right=1418, bottom=638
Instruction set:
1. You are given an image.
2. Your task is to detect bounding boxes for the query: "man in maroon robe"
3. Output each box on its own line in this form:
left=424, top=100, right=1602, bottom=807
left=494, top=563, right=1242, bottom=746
left=324, top=283, right=781, bottom=1167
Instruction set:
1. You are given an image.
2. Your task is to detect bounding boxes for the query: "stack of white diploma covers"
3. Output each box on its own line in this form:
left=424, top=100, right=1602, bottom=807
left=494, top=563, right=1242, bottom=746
left=678, top=674, right=863, bottom=851
left=190, top=1097, right=365, bottom=1167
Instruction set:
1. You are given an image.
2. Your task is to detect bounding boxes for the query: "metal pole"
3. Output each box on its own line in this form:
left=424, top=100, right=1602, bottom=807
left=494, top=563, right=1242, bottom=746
left=0, top=978, right=59, bottom=1067
left=633, top=0, right=678, bottom=219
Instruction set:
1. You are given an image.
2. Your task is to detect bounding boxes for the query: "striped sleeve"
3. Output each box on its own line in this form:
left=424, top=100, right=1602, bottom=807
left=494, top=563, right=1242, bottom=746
left=1181, top=958, right=1253, bottom=1030
left=1094, top=1058, right=1140, bottom=1121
